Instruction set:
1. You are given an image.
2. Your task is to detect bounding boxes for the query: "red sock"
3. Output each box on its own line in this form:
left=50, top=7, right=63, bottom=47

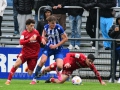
left=50, top=78, right=55, bottom=83
left=8, top=66, right=17, bottom=81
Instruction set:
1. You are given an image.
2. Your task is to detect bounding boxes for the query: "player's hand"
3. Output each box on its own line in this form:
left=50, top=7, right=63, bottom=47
left=53, top=6, right=57, bottom=9
left=57, top=4, right=62, bottom=8
left=49, top=44, right=57, bottom=49
left=101, top=81, right=106, bottom=85
left=30, top=35, right=37, bottom=41
left=64, top=63, right=71, bottom=68
left=115, top=27, right=119, bottom=31
left=41, top=38, right=46, bottom=45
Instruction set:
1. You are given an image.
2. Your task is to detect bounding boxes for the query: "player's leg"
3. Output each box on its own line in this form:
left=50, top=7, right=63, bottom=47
left=26, top=58, right=37, bottom=75
left=38, top=62, right=57, bottom=78
left=30, top=54, right=48, bottom=84
left=33, top=47, right=49, bottom=79
left=56, top=58, right=63, bottom=81
left=46, top=74, right=69, bottom=84
left=35, top=54, right=47, bottom=77
left=37, top=66, right=51, bottom=78
left=55, top=51, right=64, bottom=81
left=5, top=57, right=23, bottom=85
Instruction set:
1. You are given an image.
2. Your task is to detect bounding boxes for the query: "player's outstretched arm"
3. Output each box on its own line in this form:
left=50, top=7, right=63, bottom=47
left=64, top=63, right=71, bottom=68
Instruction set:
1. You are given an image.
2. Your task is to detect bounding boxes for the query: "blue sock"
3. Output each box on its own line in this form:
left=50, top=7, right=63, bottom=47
left=34, top=66, right=42, bottom=79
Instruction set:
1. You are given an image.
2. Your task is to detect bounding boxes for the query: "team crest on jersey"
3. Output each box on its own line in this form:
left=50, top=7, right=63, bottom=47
left=44, top=50, right=47, bottom=54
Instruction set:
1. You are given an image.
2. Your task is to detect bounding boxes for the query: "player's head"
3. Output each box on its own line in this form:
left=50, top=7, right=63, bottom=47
left=47, top=15, right=57, bottom=29
left=86, top=54, right=95, bottom=66
left=26, top=19, right=35, bottom=31
left=87, top=54, right=95, bottom=62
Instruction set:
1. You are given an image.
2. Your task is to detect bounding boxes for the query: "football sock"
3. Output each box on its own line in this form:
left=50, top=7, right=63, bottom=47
left=34, top=66, right=42, bottom=79
left=8, top=66, right=17, bottom=81
left=33, top=79, right=37, bottom=82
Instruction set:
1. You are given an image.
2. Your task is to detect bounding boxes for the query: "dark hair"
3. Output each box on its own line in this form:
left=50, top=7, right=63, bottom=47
left=46, top=15, right=57, bottom=22
left=26, top=19, right=35, bottom=25
left=87, top=54, right=95, bottom=62
left=44, top=7, right=52, bottom=14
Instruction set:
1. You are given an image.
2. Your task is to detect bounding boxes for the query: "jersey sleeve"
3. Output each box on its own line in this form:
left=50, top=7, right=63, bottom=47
left=64, top=53, right=75, bottom=64
left=57, top=24, right=65, bottom=35
left=90, top=64, right=102, bottom=83
left=66, top=53, right=83, bottom=59
left=64, top=53, right=82, bottom=64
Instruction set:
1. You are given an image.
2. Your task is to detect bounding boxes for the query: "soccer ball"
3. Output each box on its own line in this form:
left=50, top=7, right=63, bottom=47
left=72, top=76, right=82, bottom=85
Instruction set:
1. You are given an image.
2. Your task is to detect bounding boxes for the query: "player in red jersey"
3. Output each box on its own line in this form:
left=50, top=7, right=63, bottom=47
left=5, top=19, right=46, bottom=85
left=37, top=52, right=106, bottom=85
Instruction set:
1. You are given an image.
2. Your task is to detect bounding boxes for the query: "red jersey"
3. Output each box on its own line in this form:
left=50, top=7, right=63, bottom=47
left=19, top=29, right=42, bottom=58
left=63, top=53, right=102, bottom=83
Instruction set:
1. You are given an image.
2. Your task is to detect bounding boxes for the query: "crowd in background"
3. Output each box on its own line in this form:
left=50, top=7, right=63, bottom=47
left=0, top=0, right=118, bottom=50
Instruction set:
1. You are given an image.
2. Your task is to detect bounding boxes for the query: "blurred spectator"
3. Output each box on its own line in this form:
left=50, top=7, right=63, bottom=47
left=0, top=0, right=7, bottom=36
left=36, top=6, right=52, bottom=48
left=80, top=0, right=97, bottom=49
left=97, top=0, right=116, bottom=50
left=14, top=0, right=34, bottom=35
left=13, top=0, right=19, bottom=36
left=37, top=7, right=52, bottom=35
left=118, top=0, right=120, bottom=7
left=108, top=14, right=120, bottom=83
left=47, top=0, right=67, bottom=30
left=67, top=0, right=84, bottom=50
left=34, top=0, right=47, bottom=28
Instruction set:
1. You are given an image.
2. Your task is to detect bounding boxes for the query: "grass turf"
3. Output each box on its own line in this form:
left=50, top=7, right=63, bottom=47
left=0, top=79, right=120, bottom=90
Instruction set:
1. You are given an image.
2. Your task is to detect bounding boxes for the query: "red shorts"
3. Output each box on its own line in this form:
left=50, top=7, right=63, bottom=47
left=62, top=68, right=74, bottom=76
left=49, top=62, right=74, bottom=76
left=18, top=53, right=37, bottom=71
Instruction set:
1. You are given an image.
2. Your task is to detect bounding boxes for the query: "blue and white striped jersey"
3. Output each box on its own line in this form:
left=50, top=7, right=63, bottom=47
left=44, top=24, right=65, bottom=48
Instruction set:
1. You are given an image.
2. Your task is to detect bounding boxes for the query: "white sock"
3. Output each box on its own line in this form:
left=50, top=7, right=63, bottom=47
left=7, top=80, right=11, bottom=82
left=33, top=79, right=36, bottom=82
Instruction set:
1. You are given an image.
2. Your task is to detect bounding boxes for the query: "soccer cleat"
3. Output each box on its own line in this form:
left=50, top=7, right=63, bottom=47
left=25, top=66, right=28, bottom=72
left=45, top=78, right=51, bottom=83
left=5, top=81, right=10, bottom=85
left=30, top=80, right=36, bottom=85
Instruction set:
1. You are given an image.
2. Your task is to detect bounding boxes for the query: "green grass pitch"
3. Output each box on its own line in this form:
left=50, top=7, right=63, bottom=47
left=0, top=79, right=120, bottom=90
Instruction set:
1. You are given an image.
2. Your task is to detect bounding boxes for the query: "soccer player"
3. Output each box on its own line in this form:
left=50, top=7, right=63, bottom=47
left=30, top=15, right=68, bottom=84
left=5, top=19, right=46, bottom=85
left=38, top=52, right=106, bottom=85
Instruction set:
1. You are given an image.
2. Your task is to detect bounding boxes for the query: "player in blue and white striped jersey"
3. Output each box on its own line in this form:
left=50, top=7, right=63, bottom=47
left=30, top=15, right=68, bottom=85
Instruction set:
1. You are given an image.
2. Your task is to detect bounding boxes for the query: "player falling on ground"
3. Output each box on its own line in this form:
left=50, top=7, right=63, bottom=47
left=37, top=52, right=106, bottom=85
left=5, top=19, right=46, bottom=85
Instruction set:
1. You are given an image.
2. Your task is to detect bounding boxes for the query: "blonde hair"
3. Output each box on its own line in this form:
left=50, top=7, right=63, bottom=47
left=46, top=15, right=57, bottom=22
